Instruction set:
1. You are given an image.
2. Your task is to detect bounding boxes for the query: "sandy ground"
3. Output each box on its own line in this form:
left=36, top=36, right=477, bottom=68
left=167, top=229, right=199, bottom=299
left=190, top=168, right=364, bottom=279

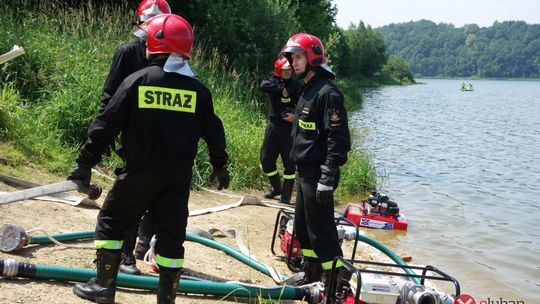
left=0, top=176, right=418, bottom=304
left=0, top=177, right=375, bottom=304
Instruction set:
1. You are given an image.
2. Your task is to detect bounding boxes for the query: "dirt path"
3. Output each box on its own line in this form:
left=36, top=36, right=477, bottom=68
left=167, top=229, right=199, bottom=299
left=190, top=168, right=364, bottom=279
left=0, top=178, right=419, bottom=304
left=0, top=180, right=317, bottom=304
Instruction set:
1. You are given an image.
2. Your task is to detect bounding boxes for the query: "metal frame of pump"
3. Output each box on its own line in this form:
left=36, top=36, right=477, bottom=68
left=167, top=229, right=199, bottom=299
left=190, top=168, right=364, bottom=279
left=270, top=210, right=461, bottom=304
left=323, top=257, right=461, bottom=304
left=270, top=208, right=360, bottom=273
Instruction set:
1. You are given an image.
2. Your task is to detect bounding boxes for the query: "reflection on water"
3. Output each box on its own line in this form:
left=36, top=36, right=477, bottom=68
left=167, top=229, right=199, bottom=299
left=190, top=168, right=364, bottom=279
left=351, top=79, right=540, bottom=302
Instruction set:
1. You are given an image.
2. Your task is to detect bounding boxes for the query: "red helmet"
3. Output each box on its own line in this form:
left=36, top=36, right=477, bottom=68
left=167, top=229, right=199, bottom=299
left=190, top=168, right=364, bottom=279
left=137, top=0, right=171, bottom=23
left=141, top=14, right=193, bottom=58
left=273, top=57, right=291, bottom=77
left=282, top=33, right=335, bottom=79
left=282, top=33, right=327, bottom=67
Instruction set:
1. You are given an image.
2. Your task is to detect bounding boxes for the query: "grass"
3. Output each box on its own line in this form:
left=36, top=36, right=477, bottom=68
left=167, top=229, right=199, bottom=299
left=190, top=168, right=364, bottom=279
left=0, top=0, right=377, bottom=199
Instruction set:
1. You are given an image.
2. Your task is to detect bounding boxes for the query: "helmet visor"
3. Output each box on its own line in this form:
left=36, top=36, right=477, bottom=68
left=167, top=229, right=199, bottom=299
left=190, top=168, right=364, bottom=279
left=282, top=46, right=305, bottom=55
left=138, top=4, right=165, bottom=22
left=132, top=27, right=148, bottom=40
left=282, top=61, right=291, bottom=70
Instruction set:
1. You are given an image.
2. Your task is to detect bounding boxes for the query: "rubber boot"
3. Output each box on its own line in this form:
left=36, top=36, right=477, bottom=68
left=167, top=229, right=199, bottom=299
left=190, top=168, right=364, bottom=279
left=119, top=226, right=141, bottom=275
left=295, top=258, right=323, bottom=285
left=73, top=249, right=121, bottom=304
left=134, top=214, right=155, bottom=260
left=156, top=267, right=182, bottom=304
left=264, top=174, right=282, bottom=199
left=279, top=178, right=295, bottom=204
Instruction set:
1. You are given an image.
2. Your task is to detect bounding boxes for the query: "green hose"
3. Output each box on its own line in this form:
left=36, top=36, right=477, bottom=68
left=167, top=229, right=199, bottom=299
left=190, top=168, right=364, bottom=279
left=356, top=234, right=420, bottom=284
left=31, top=231, right=284, bottom=280
left=29, top=229, right=419, bottom=284
left=0, top=260, right=307, bottom=300
left=36, top=264, right=299, bottom=298
left=185, top=233, right=284, bottom=280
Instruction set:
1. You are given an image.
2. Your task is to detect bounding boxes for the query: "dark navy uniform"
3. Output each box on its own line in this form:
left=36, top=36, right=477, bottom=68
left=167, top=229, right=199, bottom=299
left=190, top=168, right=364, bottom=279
left=259, top=75, right=301, bottom=178
left=291, top=74, right=350, bottom=270
left=99, top=39, right=148, bottom=113
left=98, top=38, right=151, bottom=273
left=77, top=58, right=227, bottom=263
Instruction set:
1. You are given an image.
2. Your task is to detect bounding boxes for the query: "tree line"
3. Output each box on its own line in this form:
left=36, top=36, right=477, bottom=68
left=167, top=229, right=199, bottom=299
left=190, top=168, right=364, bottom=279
left=376, top=19, right=540, bottom=78
left=43, top=0, right=412, bottom=83
left=0, top=0, right=381, bottom=192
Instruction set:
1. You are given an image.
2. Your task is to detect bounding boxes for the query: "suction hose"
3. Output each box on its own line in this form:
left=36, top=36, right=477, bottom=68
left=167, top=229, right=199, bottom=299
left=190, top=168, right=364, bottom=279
left=185, top=233, right=283, bottom=279
left=29, top=230, right=419, bottom=284
left=0, top=259, right=315, bottom=301
left=29, top=231, right=283, bottom=280
left=28, top=229, right=419, bottom=286
left=356, top=233, right=420, bottom=284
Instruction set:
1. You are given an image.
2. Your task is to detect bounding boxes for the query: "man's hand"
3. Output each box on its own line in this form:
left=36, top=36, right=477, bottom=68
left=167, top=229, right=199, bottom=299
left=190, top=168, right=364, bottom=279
left=210, top=166, right=230, bottom=190
left=282, top=113, right=294, bottom=123
left=67, top=165, right=92, bottom=188
left=316, top=165, right=338, bottom=204
left=316, top=183, right=334, bottom=204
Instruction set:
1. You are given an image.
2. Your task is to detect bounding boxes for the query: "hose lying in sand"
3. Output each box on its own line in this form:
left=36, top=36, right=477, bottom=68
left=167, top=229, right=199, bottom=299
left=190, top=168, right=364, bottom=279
left=28, top=230, right=288, bottom=283
left=0, top=258, right=317, bottom=301
left=27, top=229, right=419, bottom=284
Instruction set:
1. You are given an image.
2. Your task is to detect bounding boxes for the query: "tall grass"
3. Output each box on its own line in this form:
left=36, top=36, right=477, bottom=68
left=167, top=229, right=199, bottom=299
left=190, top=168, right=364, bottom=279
left=0, top=0, right=377, bottom=196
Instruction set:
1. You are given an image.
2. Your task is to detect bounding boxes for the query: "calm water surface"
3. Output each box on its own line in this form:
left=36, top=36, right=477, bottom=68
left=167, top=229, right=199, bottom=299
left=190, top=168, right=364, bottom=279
left=351, top=79, right=540, bottom=302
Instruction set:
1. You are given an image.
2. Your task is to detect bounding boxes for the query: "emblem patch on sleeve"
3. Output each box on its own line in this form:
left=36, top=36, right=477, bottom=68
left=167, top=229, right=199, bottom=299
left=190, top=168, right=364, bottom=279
left=329, top=109, right=341, bottom=127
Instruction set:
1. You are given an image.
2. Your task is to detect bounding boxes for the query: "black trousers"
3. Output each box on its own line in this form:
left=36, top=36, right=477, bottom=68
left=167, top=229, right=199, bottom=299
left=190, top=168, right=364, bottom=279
left=294, top=164, right=342, bottom=264
left=96, top=169, right=191, bottom=260
left=260, top=120, right=295, bottom=176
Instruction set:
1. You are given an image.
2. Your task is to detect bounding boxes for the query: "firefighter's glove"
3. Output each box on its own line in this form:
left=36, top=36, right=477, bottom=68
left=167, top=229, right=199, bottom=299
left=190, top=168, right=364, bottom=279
left=67, top=165, right=92, bottom=188
left=316, top=165, right=338, bottom=204
left=210, top=166, right=230, bottom=190
left=316, top=183, right=334, bottom=204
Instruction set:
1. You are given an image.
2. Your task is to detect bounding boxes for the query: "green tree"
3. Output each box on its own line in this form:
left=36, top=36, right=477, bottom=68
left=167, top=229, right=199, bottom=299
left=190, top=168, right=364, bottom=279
left=179, top=0, right=299, bottom=72
left=342, top=22, right=387, bottom=78
left=377, top=20, right=540, bottom=78
left=381, top=55, right=414, bottom=83
left=290, top=0, right=337, bottom=40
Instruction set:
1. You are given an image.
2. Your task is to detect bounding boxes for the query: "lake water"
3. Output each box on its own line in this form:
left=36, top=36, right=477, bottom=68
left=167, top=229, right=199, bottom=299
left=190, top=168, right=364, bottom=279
left=350, top=79, right=540, bottom=303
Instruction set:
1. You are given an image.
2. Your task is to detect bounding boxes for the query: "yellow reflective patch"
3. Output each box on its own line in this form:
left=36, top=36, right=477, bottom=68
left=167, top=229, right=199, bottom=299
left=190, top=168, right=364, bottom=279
left=155, top=254, right=184, bottom=269
left=265, top=170, right=278, bottom=177
left=299, top=119, right=316, bottom=130
left=281, top=97, right=291, bottom=104
left=322, top=259, right=344, bottom=270
left=94, top=240, right=123, bottom=250
left=138, top=86, right=197, bottom=113
left=301, top=249, right=318, bottom=258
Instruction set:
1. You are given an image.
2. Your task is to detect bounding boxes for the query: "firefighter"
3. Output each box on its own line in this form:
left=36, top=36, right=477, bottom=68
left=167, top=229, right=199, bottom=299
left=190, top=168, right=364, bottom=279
left=100, top=0, right=172, bottom=276
left=260, top=57, right=301, bottom=204
left=68, top=14, right=229, bottom=304
left=282, top=33, right=351, bottom=284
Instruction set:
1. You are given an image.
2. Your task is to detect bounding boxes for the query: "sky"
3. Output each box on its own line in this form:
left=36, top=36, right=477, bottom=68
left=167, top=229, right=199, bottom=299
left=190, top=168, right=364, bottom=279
left=333, top=0, right=540, bottom=29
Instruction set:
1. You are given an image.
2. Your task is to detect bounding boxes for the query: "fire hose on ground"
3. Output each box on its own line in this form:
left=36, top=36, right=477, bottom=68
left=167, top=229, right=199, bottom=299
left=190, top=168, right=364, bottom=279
left=26, top=229, right=418, bottom=284
left=0, top=259, right=315, bottom=300
left=1, top=227, right=421, bottom=301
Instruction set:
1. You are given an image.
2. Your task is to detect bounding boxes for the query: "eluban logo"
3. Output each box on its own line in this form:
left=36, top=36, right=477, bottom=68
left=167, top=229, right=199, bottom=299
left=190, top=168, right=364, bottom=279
left=479, top=298, right=525, bottom=304
left=455, top=294, right=476, bottom=304
left=455, top=295, right=526, bottom=304
left=138, top=86, right=197, bottom=113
